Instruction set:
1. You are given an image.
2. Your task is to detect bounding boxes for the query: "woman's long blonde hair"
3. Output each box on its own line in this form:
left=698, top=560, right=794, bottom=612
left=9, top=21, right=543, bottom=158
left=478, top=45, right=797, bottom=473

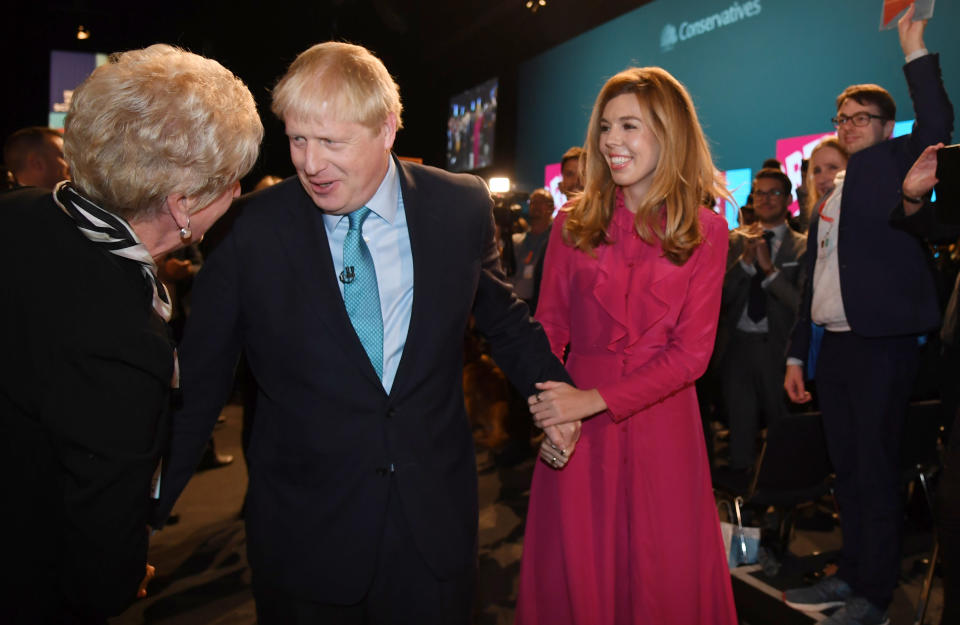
left=564, top=67, right=728, bottom=265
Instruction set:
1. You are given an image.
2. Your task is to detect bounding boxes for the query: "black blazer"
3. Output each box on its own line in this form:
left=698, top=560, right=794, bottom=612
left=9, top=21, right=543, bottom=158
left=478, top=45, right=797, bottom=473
left=788, top=54, right=954, bottom=362
left=155, top=159, right=569, bottom=602
left=0, top=189, right=173, bottom=622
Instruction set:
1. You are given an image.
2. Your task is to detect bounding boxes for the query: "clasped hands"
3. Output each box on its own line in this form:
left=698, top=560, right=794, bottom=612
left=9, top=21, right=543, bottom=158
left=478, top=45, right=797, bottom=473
left=528, top=381, right=607, bottom=470
left=738, top=224, right=773, bottom=274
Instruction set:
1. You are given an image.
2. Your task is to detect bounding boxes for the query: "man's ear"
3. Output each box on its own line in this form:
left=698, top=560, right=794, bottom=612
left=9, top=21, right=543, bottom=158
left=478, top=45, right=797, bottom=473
left=882, top=119, right=896, bottom=140
left=163, top=193, right=191, bottom=229
left=381, top=112, right=398, bottom=151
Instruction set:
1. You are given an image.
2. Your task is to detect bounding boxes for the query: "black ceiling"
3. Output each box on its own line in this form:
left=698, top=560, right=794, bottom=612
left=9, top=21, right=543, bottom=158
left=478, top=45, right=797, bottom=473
left=2, top=0, right=652, bottom=179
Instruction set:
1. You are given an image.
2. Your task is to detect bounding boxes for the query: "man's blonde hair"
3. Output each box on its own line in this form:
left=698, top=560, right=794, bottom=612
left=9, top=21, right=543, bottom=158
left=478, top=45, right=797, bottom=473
left=64, top=44, right=263, bottom=221
left=271, top=41, right=403, bottom=131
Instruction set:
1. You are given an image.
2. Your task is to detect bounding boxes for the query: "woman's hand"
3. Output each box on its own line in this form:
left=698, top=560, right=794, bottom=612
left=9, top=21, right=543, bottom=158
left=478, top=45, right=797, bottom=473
left=539, top=421, right=581, bottom=469
left=529, top=381, right=606, bottom=428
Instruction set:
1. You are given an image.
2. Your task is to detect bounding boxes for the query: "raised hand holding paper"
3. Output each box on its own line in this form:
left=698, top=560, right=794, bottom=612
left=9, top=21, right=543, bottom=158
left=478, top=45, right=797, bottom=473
left=881, top=0, right=935, bottom=30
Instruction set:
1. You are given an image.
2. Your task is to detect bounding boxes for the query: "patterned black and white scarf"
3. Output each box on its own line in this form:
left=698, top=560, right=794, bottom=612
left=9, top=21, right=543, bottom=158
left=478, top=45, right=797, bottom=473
left=53, top=180, right=172, bottom=321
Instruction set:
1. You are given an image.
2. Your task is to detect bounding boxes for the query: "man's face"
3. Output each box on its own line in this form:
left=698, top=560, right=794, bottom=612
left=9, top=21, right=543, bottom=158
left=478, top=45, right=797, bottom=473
left=836, top=99, right=894, bottom=155
left=528, top=195, right=553, bottom=226
left=752, top=176, right=789, bottom=227
left=36, top=135, right=70, bottom=188
left=559, top=157, right=583, bottom=196
left=285, top=113, right=396, bottom=215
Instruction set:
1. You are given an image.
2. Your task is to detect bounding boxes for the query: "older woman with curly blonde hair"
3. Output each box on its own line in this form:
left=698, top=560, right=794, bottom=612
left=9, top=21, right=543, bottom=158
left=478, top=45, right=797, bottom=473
left=517, top=66, right=737, bottom=625
left=0, top=44, right=262, bottom=624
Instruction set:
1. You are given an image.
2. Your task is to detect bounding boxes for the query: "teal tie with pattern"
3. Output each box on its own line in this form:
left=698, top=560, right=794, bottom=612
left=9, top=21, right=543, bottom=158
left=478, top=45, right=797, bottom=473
left=342, top=207, right=383, bottom=378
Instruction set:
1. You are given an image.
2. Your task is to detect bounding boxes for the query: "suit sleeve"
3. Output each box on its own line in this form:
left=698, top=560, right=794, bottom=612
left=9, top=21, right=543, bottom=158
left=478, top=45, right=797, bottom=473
left=594, top=214, right=728, bottom=420
left=531, top=212, right=573, bottom=360
left=41, top=338, right=169, bottom=617
left=720, top=233, right=751, bottom=314
left=903, top=54, right=954, bottom=159
left=764, top=235, right=806, bottom=313
left=786, top=221, right=818, bottom=364
left=890, top=199, right=960, bottom=243
left=152, top=222, right=244, bottom=526
left=470, top=186, right=571, bottom=394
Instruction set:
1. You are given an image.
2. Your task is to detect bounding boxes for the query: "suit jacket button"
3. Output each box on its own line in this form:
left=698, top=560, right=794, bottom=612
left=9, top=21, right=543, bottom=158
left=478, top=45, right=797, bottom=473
left=387, top=409, right=397, bottom=419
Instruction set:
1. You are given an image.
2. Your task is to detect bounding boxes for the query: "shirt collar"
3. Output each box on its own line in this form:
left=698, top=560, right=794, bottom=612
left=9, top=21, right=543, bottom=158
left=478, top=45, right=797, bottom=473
left=767, top=222, right=788, bottom=239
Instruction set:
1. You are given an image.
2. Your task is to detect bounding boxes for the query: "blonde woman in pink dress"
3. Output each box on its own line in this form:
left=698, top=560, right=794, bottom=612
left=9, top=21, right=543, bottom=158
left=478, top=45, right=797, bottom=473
left=516, top=66, right=738, bottom=625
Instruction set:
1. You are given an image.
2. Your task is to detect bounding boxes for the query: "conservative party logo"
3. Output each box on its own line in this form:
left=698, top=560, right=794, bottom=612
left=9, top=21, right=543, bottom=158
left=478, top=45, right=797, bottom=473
left=660, top=24, right=678, bottom=52
left=661, top=0, right=762, bottom=52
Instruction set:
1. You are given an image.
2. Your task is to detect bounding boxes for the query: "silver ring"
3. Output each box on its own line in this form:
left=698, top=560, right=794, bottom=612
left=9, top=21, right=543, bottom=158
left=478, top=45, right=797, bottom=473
left=551, top=456, right=558, bottom=465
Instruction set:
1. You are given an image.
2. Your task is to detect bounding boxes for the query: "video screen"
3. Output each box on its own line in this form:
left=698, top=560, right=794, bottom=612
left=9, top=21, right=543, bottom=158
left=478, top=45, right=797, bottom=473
left=49, top=50, right=108, bottom=129
left=446, top=77, right=497, bottom=172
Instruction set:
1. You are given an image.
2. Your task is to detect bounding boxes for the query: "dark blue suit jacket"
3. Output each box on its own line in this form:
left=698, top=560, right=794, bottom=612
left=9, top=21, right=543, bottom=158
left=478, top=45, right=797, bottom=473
left=788, top=54, right=953, bottom=363
left=154, top=158, right=569, bottom=602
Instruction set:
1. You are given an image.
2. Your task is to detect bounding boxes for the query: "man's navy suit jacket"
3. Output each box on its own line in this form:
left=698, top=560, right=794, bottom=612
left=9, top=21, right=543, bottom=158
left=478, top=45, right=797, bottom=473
left=154, top=158, right=570, bottom=602
left=788, top=54, right=953, bottom=362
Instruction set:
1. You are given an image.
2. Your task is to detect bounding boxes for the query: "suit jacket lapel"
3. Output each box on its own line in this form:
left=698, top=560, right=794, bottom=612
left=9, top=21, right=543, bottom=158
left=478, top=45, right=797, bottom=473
left=273, top=183, right=383, bottom=387
left=388, top=159, right=435, bottom=398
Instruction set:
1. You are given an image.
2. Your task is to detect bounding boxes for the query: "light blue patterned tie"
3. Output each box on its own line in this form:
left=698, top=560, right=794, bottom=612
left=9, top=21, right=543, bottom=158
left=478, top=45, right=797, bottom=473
left=342, top=207, right=383, bottom=378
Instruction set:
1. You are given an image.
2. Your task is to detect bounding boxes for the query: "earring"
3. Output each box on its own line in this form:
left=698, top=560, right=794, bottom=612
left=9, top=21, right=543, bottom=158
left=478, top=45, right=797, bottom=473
left=179, top=218, right=192, bottom=241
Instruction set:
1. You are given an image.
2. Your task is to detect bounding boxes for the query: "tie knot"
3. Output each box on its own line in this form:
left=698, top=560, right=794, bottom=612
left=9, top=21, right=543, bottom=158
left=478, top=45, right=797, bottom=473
left=348, top=207, right=372, bottom=232
left=762, top=230, right=775, bottom=242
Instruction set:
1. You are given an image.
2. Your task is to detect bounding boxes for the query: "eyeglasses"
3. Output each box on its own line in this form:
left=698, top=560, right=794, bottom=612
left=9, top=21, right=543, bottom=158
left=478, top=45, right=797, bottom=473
left=753, top=189, right=784, bottom=198
left=831, top=113, right=887, bottom=128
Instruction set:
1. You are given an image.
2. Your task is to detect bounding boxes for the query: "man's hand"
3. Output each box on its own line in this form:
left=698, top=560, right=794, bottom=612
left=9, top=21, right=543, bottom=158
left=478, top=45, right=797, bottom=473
left=898, top=3, right=927, bottom=57
left=740, top=236, right=757, bottom=266
left=784, top=364, right=812, bottom=404
left=540, top=421, right=581, bottom=469
left=902, top=143, right=943, bottom=214
left=529, top=381, right=606, bottom=428
left=137, top=563, right=156, bottom=598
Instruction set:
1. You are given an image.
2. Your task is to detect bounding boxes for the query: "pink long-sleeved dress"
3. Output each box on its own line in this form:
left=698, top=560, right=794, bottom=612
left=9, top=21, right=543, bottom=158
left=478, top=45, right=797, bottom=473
left=516, top=194, right=738, bottom=625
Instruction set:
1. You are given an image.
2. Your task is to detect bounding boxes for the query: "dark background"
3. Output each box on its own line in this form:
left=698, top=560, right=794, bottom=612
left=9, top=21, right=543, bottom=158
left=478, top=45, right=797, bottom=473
left=1, top=0, right=652, bottom=186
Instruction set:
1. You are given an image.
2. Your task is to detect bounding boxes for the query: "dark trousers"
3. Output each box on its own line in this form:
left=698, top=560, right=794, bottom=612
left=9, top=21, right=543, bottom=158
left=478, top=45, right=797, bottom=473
left=722, top=330, right=788, bottom=470
left=937, top=409, right=960, bottom=625
left=252, top=483, right=475, bottom=625
left=816, top=331, right=920, bottom=610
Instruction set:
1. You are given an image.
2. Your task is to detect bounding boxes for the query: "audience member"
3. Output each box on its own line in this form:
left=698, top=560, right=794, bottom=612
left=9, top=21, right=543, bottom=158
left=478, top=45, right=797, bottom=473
left=805, top=137, right=849, bottom=221
left=783, top=7, right=953, bottom=624
left=792, top=157, right=810, bottom=231
left=254, top=174, right=283, bottom=190
left=718, top=168, right=806, bottom=473
left=0, top=44, right=261, bottom=624
left=511, top=187, right=553, bottom=310
left=517, top=66, right=737, bottom=625
left=558, top=145, right=584, bottom=198
left=889, top=143, right=960, bottom=625
left=152, top=41, right=570, bottom=625
left=2, top=126, right=70, bottom=189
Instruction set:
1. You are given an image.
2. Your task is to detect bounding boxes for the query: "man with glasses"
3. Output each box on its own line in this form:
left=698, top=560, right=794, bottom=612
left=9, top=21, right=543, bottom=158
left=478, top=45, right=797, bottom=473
left=783, top=6, right=953, bottom=625
left=718, top=168, right=806, bottom=475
